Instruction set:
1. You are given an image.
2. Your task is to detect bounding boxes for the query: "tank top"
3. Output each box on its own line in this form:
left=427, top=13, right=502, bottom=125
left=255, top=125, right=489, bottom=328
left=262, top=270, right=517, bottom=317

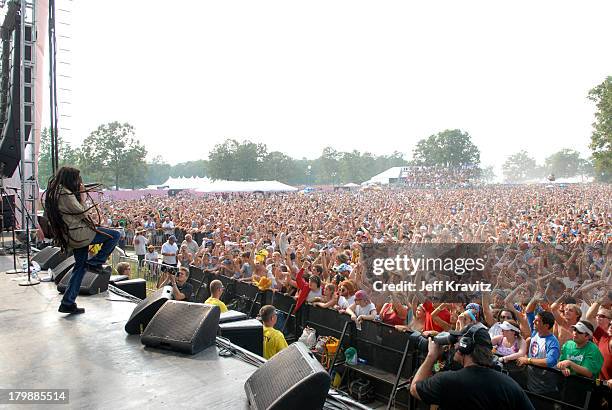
left=496, top=337, right=519, bottom=356
left=380, top=303, right=406, bottom=326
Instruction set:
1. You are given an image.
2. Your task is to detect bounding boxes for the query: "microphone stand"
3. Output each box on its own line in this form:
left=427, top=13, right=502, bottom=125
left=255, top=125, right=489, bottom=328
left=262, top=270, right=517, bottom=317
left=17, top=184, right=39, bottom=286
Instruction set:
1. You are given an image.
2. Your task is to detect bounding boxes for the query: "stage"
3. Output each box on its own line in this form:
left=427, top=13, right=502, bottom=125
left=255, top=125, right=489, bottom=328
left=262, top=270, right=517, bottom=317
left=0, top=255, right=255, bottom=409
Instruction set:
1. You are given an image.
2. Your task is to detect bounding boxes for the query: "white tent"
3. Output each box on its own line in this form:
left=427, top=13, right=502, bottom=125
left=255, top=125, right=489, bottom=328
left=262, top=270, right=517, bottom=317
left=361, top=167, right=403, bottom=185
left=159, top=177, right=297, bottom=193
left=343, top=182, right=360, bottom=188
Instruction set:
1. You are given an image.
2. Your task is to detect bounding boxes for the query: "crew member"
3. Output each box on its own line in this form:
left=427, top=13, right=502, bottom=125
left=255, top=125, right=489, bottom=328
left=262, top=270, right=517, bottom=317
left=410, top=323, right=534, bottom=409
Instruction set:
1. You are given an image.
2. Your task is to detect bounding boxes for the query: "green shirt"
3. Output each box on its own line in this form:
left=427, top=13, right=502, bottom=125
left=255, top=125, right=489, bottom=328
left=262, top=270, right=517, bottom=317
left=559, top=340, right=604, bottom=378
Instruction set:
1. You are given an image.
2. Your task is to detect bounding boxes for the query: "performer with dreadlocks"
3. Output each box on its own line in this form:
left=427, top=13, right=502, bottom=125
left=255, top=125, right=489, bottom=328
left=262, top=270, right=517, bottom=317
left=44, top=166, right=121, bottom=314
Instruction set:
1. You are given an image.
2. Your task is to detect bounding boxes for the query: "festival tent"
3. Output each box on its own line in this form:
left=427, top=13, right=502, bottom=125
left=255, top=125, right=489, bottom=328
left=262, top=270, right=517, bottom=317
left=361, top=167, right=403, bottom=185
left=159, top=176, right=297, bottom=193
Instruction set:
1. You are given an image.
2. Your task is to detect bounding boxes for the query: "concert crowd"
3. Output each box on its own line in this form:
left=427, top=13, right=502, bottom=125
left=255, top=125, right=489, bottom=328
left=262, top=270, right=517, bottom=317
left=96, top=183, right=611, bottom=404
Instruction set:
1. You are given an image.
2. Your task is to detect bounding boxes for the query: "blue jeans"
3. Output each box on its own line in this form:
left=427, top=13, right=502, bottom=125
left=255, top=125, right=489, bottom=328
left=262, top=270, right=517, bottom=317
left=61, top=227, right=121, bottom=306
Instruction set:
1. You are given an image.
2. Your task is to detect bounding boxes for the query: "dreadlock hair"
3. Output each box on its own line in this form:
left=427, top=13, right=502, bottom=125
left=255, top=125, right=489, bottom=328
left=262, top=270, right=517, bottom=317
left=43, top=166, right=85, bottom=251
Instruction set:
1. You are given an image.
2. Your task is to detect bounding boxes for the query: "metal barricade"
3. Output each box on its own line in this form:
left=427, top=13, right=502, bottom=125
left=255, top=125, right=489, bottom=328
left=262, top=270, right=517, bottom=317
left=111, top=254, right=180, bottom=296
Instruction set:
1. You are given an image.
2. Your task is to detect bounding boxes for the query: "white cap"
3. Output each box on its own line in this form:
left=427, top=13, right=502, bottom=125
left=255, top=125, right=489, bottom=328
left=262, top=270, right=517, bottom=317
left=572, top=321, right=593, bottom=337
left=499, top=321, right=520, bottom=334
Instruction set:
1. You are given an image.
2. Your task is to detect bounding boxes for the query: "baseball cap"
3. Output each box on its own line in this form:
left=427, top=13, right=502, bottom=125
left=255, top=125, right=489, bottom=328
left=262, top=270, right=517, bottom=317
left=169, top=235, right=176, bottom=241
left=572, top=321, right=593, bottom=337
left=450, top=324, right=492, bottom=349
left=354, top=290, right=368, bottom=301
left=465, top=303, right=481, bottom=314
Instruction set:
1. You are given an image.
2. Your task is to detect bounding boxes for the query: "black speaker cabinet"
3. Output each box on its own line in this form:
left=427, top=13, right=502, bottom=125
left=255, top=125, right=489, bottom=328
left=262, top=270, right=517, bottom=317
left=52, top=256, right=75, bottom=285
left=109, top=274, right=130, bottom=284
left=113, top=278, right=146, bottom=300
left=219, top=309, right=248, bottom=324
left=124, top=286, right=172, bottom=335
left=32, top=246, right=66, bottom=270
left=141, top=301, right=220, bottom=354
left=57, top=268, right=111, bottom=295
left=244, top=343, right=330, bottom=410
left=218, top=318, right=263, bottom=356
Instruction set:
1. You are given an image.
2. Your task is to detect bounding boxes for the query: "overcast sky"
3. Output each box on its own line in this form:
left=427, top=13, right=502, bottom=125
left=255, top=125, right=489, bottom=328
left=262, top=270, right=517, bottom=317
left=57, top=1, right=612, bottom=170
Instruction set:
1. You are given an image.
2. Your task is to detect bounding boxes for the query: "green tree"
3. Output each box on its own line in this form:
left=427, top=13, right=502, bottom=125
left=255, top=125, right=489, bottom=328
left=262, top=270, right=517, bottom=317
left=79, top=122, right=147, bottom=189
left=208, top=139, right=267, bottom=180
left=412, top=129, right=480, bottom=167
left=264, top=151, right=297, bottom=182
left=588, top=76, right=612, bottom=181
left=544, top=149, right=582, bottom=178
left=38, top=127, right=77, bottom=188
left=170, top=160, right=208, bottom=178
left=502, top=150, right=537, bottom=183
left=146, top=155, right=171, bottom=186
left=479, top=165, right=496, bottom=183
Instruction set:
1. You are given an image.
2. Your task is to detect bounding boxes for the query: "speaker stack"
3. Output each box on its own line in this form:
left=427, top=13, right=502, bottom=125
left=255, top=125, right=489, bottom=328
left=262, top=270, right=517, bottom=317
left=0, top=194, right=14, bottom=230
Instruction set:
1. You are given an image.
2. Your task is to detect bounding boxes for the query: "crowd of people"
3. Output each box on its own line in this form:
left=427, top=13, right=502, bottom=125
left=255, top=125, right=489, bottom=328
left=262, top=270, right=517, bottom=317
left=399, top=165, right=480, bottom=188
left=94, top=183, right=611, bottom=403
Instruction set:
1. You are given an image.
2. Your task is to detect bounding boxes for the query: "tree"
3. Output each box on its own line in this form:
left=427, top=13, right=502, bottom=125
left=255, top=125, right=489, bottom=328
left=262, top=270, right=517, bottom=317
left=588, top=76, right=612, bottom=181
left=208, top=139, right=267, bottom=180
left=264, top=151, right=297, bottom=182
left=502, top=150, right=538, bottom=183
left=412, top=129, right=480, bottom=167
left=79, top=122, right=147, bottom=189
left=479, top=165, right=496, bottom=184
left=170, top=160, right=208, bottom=178
left=544, top=149, right=581, bottom=179
left=38, top=127, right=77, bottom=188
left=147, top=155, right=171, bottom=186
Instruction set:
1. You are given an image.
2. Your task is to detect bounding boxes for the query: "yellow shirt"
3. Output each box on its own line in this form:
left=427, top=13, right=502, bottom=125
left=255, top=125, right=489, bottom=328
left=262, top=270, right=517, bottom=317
left=263, top=326, right=288, bottom=360
left=205, top=297, right=228, bottom=313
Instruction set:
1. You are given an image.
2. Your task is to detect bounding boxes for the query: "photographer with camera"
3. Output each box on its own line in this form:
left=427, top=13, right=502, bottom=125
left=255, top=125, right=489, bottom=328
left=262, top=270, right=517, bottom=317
left=410, top=323, right=533, bottom=409
left=158, top=266, right=193, bottom=302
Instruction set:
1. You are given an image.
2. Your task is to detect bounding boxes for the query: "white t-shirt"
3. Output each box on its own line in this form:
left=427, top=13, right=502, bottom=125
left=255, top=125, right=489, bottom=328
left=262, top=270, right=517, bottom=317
left=161, top=242, right=178, bottom=264
left=133, top=234, right=148, bottom=255
left=145, top=251, right=158, bottom=263
left=355, top=302, right=376, bottom=317
left=306, top=288, right=322, bottom=302
left=162, top=221, right=175, bottom=235
left=338, top=295, right=355, bottom=309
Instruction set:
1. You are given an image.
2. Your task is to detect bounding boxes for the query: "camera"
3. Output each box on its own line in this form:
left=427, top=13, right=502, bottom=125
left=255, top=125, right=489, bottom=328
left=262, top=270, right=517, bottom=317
left=408, top=331, right=461, bottom=371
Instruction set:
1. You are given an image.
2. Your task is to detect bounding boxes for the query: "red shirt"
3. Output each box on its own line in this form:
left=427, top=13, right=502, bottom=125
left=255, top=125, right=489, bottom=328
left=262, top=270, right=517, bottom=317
left=423, top=300, right=451, bottom=332
left=380, top=303, right=406, bottom=326
left=594, top=326, right=612, bottom=380
left=293, top=269, right=310, bottom=314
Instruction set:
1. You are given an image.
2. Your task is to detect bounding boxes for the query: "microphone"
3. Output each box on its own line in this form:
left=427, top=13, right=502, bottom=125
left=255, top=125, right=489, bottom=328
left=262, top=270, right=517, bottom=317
left=83, top=183, right=103, bottom=191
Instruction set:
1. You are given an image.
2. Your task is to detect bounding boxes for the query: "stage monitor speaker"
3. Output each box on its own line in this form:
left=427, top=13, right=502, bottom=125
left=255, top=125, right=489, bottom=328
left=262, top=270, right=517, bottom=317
left=244, top=343, right=330, bottom=410
left=124, top=286, right=172, bottom=335
left=141, top=301, right=220, bottom=355
left=219, top=309, right=248, bottom=324
left=113, top=278, right=146, bottom=300
left=32, top=246, right=66, bottom=270
left=218, top=318, right=263, bottom=356
left=109, top=274, right=129, bottom=284
left=57, top=268, right=111, bottom=295
left=52, top=256, right=75, bottom=284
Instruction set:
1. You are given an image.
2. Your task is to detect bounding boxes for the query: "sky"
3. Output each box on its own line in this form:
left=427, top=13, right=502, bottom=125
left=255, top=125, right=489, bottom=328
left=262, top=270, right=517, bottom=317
left=52, top=0, right=612, bottom=171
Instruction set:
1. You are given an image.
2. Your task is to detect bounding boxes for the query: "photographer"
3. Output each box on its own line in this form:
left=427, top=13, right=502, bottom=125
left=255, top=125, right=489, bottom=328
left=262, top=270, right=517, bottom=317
left=410, top=323, right=533, bottom=409
left=158, top=266, right=193, bottom=302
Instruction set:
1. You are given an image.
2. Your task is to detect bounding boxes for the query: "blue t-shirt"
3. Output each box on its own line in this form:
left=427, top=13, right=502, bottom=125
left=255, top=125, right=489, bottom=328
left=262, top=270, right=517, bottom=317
left=525, top=312, right=561, bottom=395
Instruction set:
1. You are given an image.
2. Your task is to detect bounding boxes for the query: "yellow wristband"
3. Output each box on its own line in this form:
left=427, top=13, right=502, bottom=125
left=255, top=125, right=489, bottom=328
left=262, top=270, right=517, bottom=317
left=528, top=358, right=532, bottom=364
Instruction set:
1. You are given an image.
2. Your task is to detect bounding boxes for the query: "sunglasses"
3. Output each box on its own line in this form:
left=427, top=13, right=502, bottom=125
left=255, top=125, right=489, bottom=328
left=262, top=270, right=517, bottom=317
left=596, top=314, right=612, bottom=320
left=500, top=315, right=513, bottom=320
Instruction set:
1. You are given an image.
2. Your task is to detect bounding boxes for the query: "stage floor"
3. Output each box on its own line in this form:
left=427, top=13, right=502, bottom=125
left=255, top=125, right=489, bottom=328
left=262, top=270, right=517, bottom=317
left=0, top=255, right=254, bottom=409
